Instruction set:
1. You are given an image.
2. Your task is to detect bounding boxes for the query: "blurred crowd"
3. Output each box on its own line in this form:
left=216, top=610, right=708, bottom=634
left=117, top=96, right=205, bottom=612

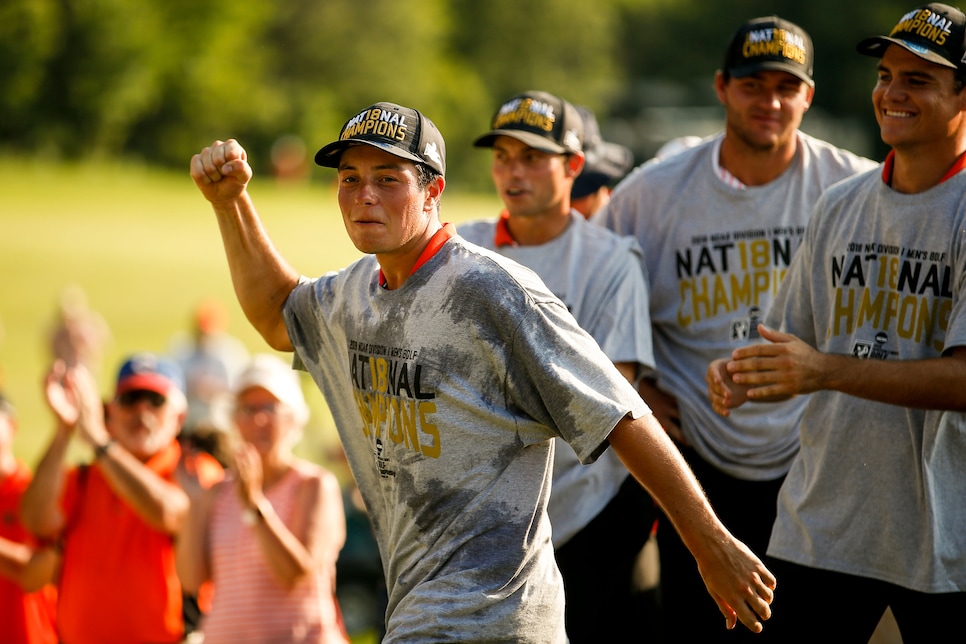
left=2, top=292, right=385, bottom=644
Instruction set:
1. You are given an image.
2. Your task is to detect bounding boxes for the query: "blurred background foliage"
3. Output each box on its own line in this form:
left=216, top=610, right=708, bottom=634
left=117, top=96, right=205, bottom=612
left=1, top=0, right=915, bottom=191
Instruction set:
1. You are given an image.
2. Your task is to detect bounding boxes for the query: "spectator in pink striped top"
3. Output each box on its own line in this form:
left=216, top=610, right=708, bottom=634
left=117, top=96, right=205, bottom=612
left=176, top=353, right=349, bottom=643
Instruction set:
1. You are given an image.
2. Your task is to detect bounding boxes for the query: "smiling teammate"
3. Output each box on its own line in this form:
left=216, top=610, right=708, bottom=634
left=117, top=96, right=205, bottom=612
left=593, top=15, right=875, bottom=641
left=708, top=4, right=966, bottom=640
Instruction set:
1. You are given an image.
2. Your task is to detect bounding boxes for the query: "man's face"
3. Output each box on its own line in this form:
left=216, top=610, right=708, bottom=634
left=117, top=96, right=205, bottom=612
left=716, top=70, right=814, bottom=153
left=108, top=389, right=183, bottom=461
left=337, top=145, right=441, bottom=257
left=490, top=136, right=580, bottom=218
left=873, top=45, right=966, bottom=152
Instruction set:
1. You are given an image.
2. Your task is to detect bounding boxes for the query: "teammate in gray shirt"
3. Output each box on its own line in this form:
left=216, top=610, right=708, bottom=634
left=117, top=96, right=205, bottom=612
left=709, top=4, right=966, bottom=641
left=594, top=15, right=876, bottom=641
left=460, top=90, right=657, bottom=642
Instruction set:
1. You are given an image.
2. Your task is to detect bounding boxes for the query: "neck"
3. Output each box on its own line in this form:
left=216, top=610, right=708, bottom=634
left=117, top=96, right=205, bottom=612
left=719, top=132, right=798, bottom=186
left=890, top=143, right=966, bottom=194
left=506, top=210, right=572, bottom=246
left=260, top=451, right=292, bottom=489
left=377, top=221, right=443, bottom=290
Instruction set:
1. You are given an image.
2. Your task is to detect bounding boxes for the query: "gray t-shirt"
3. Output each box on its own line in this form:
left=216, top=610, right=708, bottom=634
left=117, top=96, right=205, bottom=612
left=594, top=132, right=877, bottom=479
left=765, top=166, right=966, bottom=592
left=459, top=212, right=655, bottom=546
left=283, top=235, right=649, bottom=642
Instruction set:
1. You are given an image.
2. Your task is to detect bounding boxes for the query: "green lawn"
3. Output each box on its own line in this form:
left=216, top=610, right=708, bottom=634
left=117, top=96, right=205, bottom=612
left=0, top=157, right=501, bottom=472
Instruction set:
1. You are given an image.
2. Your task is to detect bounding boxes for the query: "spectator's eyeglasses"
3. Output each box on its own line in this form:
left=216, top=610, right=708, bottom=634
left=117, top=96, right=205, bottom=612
left=235, top=402, right=285, bottom=419
left=118, top=390, right=166, bottom=408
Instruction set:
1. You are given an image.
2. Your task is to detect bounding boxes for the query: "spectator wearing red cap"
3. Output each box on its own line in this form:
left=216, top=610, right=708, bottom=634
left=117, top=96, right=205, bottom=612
left=21, top=354, right=223, bottom=644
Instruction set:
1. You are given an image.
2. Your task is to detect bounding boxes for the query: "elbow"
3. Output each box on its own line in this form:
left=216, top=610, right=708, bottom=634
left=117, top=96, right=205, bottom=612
left=20, top=510, right=62, bottom=542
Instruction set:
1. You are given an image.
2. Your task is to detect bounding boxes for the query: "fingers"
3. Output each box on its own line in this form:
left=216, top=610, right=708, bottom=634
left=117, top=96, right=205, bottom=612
left=190, top=139, right=251, bottom=188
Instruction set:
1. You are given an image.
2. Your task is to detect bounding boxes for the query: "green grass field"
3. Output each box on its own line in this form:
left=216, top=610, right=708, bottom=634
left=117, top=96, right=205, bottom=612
left=0, top=157, right=501, bottom=473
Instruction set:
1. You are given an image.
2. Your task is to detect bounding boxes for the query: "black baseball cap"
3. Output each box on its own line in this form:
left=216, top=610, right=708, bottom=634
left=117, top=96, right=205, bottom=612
left=315, top=102, right=446, bottom=176
left=856, top=3, right=966, bottom=75
left=474, top=90, right=584, bottom=155
left=571, top=106, right=634, bottom=199
left=724, top=16, right=815, bottom=87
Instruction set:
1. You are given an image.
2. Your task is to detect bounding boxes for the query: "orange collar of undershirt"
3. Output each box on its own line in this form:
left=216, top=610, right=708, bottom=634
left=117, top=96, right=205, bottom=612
left=494, top=210, right=517, bottom=247
left=378, top=222, right=457, bottom=288
left=882, top=149, right=966, bottom=186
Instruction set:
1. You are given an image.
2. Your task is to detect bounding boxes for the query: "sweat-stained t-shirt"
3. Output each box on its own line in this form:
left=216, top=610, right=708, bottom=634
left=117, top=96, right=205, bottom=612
left=283, top=230, right=649, bottom=643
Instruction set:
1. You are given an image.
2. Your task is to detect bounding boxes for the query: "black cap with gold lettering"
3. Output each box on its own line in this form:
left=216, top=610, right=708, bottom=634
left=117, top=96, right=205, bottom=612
left=473, top=90, right=584, bottom=155
left=857, top=3, right=966, bottom=76
left=723, top=16, right=815, bottom=87
left=315, top=101, right=446, bottom=176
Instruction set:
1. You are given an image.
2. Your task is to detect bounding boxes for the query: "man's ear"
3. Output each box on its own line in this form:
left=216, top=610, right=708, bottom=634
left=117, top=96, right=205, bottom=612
left=566, top=153, right=585, bottom=178
left=424, top=176, right=445, bottom=212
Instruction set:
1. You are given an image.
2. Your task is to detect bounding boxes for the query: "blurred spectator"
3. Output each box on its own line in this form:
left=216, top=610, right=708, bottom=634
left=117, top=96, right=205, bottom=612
left=570, top=106, right=635, bottom=219
left=176, top=353, right=348, bottom=644
left=168, top=298, right=249, bottom=464
left=21, top=354, right=223, bottom=644
left=0, top=391, right=58, bottom=644
left=271, top=134, right=311, bottom=186
left=47, top=285, right=111, bottom=378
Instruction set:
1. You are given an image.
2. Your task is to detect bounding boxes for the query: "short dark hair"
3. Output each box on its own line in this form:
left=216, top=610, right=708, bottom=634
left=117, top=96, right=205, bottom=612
left=415, top=163, right=442, bottom=189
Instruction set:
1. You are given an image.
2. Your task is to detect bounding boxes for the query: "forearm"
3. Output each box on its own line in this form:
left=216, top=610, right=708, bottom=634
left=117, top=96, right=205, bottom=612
left=609, top=414, right=728, bottom=553
left=95, top=443, right=189, bottom=534
left=0, top=537, right=58, bottom=591
left=250, top=499, right=317, bottom=589
left=211, top=193, right=299, bottom=351
left=821, top=351, right=966, bottom=411
left=175, top=488, right=212, bottom=593
left=20, top=426, right=71, bottom=537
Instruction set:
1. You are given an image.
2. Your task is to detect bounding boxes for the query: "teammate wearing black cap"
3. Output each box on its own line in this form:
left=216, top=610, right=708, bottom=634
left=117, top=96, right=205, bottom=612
left=594, top=15, right=876, bottom=641
left=710, top=4, right=966, bottom=641
left=460, top=90, right=657, bottom=642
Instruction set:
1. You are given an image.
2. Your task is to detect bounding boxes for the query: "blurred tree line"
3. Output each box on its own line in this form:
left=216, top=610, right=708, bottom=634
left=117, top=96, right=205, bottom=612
left=1, top=0, right=914, bottom=191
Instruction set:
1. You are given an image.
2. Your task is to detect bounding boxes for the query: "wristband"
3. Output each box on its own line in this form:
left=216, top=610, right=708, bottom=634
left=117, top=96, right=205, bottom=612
left=93, top=439, right=116, bottom=460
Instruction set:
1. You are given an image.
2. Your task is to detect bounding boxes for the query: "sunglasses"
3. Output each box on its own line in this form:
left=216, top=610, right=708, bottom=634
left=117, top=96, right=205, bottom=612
left=117, top=390, right=167, bottom=408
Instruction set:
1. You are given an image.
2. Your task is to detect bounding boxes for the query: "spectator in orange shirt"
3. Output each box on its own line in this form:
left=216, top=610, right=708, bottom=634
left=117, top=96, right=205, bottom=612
left=0, top=391, right=58, bottom=644
left=21, top=353, right=222, bottom=644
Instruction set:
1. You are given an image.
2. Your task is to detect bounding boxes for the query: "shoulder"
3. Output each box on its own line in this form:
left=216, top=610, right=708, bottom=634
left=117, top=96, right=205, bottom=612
left=290, top=461, right=343, bottom=506
left=797, top=131, right=879, bottom=175
left=447, top=238, right=557, bottom=297
left=618, top=137, right=715, bottom=193
left=455, top=219, right=497, bottom=247
left=569, top=215, right=643, bottom=260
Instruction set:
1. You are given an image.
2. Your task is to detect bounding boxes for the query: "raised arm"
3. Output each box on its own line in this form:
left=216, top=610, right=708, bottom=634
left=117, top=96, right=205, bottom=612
left=68, top=365, right=190, bottom=534
left=608, top=413, right=776, bottom=633
left=234, top=444, right=346, bottom=589
left=717, top=324, right=966, bottom=412
left=21, top=361, right=79, bottom=538
left=174, top=469, right=217, bottom=594
left=190, top=139, right=299, bottom=351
